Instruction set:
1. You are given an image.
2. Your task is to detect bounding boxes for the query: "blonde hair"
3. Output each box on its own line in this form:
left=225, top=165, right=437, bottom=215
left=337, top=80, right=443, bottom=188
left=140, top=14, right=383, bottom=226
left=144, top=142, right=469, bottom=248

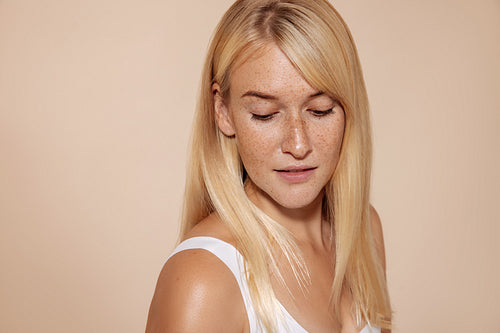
left=180, top=0, right=391, bottom=331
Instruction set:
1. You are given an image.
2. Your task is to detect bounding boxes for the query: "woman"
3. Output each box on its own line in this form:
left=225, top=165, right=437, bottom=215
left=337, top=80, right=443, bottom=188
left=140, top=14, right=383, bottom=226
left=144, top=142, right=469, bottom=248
left=146, top=0, right=392, bottom=332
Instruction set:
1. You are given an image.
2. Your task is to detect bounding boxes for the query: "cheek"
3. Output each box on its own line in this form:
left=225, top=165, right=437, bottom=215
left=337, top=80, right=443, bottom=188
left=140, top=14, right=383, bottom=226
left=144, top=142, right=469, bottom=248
left=234, top=122, right=276, bottom=171
left=312, top=118, right=345, bottom=156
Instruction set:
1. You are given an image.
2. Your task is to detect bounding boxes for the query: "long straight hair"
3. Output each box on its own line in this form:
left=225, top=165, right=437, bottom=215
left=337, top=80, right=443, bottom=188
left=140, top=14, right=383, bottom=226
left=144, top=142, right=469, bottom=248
left=180, top=0, right=391, bottom=331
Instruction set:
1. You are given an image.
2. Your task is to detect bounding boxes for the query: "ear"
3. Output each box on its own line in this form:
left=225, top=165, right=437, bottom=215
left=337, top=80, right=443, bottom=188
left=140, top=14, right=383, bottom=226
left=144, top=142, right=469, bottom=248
left=212, top=83, right=235, bottom=137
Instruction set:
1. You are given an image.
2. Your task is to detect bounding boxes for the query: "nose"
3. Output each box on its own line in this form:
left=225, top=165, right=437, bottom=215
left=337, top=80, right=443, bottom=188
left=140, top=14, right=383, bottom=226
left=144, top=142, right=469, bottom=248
left=280, top=113, right=312, bottom=159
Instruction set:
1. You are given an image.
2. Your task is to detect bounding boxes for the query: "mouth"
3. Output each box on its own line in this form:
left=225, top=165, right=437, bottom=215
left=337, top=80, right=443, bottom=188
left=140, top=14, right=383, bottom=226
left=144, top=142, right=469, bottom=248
left=275, top=166, right=317, bottom=172
left=274, top=166, right=317, bottom=183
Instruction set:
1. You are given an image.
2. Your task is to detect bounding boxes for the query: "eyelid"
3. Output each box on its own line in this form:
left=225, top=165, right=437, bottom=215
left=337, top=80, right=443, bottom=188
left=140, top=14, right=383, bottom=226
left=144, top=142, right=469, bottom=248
left=251, top=112, right=277, bottom=121
left=310, top=108, right=334, bottom=116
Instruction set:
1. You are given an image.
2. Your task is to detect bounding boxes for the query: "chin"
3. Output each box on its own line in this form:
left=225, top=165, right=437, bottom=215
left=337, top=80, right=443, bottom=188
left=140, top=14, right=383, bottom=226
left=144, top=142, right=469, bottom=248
left=246, top=178, right=325, bottom=213
left=270, top=190, right=323, bottom=211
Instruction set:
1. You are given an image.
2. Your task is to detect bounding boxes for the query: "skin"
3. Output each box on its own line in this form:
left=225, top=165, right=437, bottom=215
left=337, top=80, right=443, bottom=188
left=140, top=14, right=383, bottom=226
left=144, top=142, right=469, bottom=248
left=145, top=44, right=389, bottom=333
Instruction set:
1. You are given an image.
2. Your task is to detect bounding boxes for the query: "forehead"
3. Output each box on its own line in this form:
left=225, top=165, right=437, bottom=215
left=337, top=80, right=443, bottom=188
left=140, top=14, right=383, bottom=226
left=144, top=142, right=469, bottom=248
left=229, top=43, right=319, bottom=98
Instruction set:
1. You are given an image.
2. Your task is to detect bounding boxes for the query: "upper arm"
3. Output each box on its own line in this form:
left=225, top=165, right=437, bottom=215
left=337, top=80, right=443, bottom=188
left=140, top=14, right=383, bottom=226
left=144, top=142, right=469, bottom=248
left=369, top=205, right=387, bottom=274
left=145, top=249, right=247, bottom=333
left=369, top=205, right=392, bottom=333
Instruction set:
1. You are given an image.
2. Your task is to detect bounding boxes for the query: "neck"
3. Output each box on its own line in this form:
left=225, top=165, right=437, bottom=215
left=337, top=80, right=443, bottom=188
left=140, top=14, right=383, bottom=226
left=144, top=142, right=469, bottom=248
left=245, top=181, right=329, bottom=248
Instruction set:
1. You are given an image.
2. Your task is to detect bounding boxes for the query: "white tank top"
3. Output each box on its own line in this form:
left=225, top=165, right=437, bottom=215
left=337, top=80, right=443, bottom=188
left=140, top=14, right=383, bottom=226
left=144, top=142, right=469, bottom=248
left=168, top=236, right=381, bottom=333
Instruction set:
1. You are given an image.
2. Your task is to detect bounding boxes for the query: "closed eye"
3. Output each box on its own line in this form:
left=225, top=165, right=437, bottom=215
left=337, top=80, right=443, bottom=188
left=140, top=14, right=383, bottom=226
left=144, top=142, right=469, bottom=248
left=310, top=108, right=334, bottom=117
left=251, top=113, right=276, bottom=121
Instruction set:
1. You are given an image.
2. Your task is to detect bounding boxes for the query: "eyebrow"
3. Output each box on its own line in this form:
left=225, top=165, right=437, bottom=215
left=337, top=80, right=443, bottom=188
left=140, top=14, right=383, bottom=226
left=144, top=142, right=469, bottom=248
left=241, top=91, right=277, bottom=100
left=241, top=90, right=325, bottom=100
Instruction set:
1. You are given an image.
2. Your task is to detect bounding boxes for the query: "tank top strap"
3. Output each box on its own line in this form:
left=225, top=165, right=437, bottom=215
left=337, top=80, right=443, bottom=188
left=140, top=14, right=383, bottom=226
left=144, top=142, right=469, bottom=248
left=167, top=236, right=261, bottom=332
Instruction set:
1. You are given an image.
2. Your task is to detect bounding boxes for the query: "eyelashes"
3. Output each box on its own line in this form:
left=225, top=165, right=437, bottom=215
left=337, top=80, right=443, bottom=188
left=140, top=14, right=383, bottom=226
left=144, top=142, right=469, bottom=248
left=311, top=108, right=334, bottom=117
left=251, top=109, right=335, bottom=122
left=251, top=113, right=277, bottom=121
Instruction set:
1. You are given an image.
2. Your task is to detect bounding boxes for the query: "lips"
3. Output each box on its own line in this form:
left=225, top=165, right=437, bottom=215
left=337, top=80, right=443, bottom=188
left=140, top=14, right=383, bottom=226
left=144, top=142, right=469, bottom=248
left=275, top=166, right=317, bottom=183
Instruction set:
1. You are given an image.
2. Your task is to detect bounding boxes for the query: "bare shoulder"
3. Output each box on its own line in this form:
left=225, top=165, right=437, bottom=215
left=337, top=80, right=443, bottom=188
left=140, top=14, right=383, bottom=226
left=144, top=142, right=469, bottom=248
left=369, top=205, right=383, bottom=242
left=369, top=206, right=391, bottom=332
left=145, top=215, right=245, bottom=332
left=184, top=213, right=237, bottom=245
left=369, top=205, right=386, bottom=271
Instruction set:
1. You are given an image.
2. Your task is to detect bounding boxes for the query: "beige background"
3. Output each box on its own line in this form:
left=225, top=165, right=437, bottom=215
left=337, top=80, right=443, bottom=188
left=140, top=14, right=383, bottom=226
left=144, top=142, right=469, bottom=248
left=1, top=0, right=499, bottom=332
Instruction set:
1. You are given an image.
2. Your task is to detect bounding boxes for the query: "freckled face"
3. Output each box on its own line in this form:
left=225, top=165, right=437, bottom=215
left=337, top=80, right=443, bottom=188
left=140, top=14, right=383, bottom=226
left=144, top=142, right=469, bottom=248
left=216, top=44, right=345, bottom=210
